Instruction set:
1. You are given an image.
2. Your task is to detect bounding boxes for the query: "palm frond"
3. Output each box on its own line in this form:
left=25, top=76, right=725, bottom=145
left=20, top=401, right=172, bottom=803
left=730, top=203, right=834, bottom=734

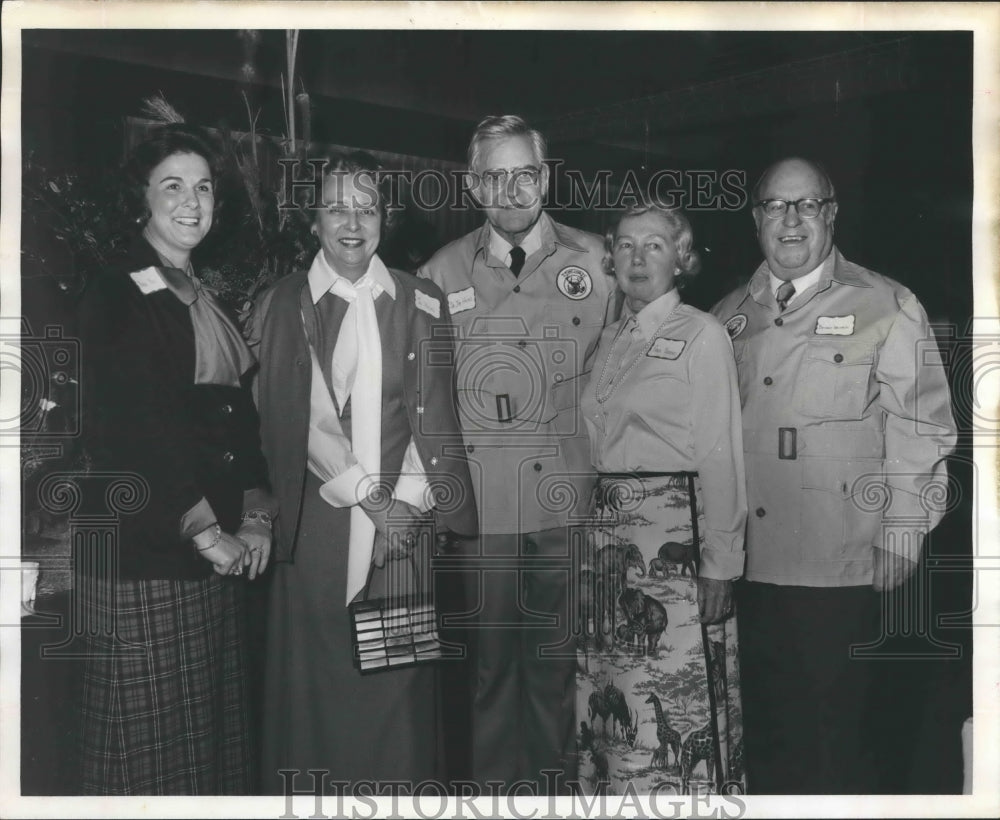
left=139, top=93, right=185, bottom=125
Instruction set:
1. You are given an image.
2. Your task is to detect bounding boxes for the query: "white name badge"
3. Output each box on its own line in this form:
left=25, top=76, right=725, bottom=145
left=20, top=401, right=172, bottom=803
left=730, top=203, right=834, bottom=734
left=815, top=315, right=856, bottom=336
left=414, top=289, right=441, bottom=319
left=647, top=337, right=686, bottom=360
left=447, top=286, right=476, bottom=315
left=129, top=267, right=167, bottom=295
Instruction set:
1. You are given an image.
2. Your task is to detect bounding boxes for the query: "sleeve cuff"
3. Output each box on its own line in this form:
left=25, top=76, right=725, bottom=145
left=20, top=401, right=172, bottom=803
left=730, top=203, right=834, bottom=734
left=180, top=497, right=217, bottom=540
left=698, top=546, right=746, bottom=582
left=878, top=525, right=927, bottom=562
left=318, top=464, right=377, bottom=508
left=242, top=488, right=279, bottom=518
left=394, top=473, right=435, bottom=513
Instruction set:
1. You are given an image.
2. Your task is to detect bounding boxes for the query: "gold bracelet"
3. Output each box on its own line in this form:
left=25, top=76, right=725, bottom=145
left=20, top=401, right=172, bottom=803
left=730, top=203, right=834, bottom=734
left=196, top=523, right=223, bottom=552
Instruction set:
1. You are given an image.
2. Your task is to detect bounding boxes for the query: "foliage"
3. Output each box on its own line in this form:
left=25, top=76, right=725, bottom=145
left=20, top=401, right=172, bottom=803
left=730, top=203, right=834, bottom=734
left=18, top=30, right=314, bottom=521
left=21, top=154, right=133, bottom=297
left=21, top=30, right=316, bottom=315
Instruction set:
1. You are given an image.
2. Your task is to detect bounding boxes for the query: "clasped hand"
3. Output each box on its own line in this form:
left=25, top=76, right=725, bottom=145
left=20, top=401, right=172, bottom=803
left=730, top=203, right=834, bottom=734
left=193, top=522, right=272, bottom=580
left=361, top=496, right=428, bottom=568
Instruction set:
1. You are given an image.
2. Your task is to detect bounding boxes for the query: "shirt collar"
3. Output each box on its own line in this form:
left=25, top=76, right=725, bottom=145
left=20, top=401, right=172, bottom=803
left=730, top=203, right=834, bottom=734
left=624, top=288, right=682, bottom=339
left=488, top=219, right=543, bottom=263
left=474, top=211, right=588, bottom=262
left=767, top=255, right=829, bottom=300
left=307, top=250, right=396, bottom=304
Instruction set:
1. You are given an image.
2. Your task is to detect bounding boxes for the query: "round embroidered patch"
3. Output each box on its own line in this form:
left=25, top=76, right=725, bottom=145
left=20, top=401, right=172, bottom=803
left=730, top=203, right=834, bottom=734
left=556, top=266, right=593, bottom=300
left=724, top=314, right=748, bottom=339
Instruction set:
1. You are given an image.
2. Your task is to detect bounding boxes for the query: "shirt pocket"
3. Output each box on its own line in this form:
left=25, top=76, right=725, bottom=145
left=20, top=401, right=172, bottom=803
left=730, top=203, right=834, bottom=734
left=794, top=341, right=875, bottom=421
left=544, top=303, right=605, bottom=361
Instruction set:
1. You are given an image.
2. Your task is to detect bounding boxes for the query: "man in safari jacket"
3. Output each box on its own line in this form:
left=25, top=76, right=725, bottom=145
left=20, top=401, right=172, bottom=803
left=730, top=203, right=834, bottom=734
left=711, top=157, right=956, bottom=794
left=418, top=115, right=615, bottom=791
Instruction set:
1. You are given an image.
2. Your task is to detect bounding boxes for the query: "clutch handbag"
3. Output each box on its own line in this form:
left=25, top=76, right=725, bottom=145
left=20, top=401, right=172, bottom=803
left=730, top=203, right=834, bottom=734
left=349, top=537, right=460, bottom=674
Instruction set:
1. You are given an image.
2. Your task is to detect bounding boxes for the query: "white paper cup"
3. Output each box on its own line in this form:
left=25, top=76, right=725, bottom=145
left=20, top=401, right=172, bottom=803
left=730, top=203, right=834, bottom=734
left=21, top=560, right=40, bottom=615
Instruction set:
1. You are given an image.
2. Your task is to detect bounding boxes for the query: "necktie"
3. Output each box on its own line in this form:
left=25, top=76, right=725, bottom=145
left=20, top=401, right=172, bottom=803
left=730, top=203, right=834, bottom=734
left=508, top=245, right=526, bottom=277
left=329, top=276, right=383, bottom=604
left=776, top=280, right=796, bottom=312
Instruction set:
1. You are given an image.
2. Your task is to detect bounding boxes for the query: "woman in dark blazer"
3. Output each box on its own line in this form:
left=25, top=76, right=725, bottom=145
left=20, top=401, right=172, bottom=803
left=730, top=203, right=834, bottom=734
left=77, top=124, right=276, bottom=794
left=247, top=150, right=477, bottom=793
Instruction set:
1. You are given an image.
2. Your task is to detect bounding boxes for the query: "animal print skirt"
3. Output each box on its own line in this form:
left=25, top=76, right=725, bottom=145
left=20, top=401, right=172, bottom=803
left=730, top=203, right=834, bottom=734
left=574, top=472, right=746, bottom=795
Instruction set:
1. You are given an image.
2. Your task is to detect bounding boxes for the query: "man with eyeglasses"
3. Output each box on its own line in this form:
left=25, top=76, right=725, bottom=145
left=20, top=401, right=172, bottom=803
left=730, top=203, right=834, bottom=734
left=712, top=157, right=955, bottom=793
left=418, top=115, right=614, bottom=791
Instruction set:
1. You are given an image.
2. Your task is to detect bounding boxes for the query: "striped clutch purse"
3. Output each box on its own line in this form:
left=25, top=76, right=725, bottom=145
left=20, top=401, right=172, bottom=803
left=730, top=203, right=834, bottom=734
left=348, top=542, right=461, bottom=674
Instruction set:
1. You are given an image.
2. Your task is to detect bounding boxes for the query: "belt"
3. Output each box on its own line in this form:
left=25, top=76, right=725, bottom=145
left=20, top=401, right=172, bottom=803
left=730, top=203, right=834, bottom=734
left=598, top=471, right=698, bottom=480
left=743, top=426, right=884, bottom=459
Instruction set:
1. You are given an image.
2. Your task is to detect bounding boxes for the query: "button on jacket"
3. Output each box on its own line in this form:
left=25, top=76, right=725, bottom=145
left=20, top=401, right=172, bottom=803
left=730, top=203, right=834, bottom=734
left=583, top=289, right=747, bottom=581
left=79, top=238, right=274, bottom=580
left=418, top=212, right=616, bottom=534
left=246, top=265, right=478, bottom=562
left=711, top=248, right=956, bottom=586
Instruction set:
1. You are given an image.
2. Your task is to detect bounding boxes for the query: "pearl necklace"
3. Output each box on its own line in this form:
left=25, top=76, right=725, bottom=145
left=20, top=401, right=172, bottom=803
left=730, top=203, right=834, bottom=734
left=594, top=305, right=679, bottom=404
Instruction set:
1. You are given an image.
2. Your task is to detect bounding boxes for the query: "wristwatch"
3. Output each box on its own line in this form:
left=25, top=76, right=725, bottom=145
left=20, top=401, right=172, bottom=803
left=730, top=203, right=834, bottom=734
left=241, top=509, right=273, bottom=527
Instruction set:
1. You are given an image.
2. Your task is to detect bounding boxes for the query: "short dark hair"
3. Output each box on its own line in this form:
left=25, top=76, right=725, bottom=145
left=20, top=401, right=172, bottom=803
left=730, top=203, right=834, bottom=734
left=604, top=199, right=702, bottom=289
left=299, top=149, right=399, bottom=240
left=122, top=124, right=226, bottom=226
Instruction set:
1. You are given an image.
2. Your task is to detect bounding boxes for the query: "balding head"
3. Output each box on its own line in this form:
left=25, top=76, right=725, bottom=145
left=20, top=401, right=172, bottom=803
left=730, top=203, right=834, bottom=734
left=752, top=157, right=836, bottom=203
left=752, top=157, right=839, bottom=281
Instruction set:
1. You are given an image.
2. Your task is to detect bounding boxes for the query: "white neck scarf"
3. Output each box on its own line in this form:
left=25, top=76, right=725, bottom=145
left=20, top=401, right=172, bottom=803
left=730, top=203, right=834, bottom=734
left=329, top=275, right=383, bottom=604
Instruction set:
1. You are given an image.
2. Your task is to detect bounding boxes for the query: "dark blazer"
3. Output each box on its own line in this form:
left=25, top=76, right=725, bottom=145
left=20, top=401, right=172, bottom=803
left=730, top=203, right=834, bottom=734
left=247, top=264, right=479, bottom=562
left=79, top=237, right=271, bottom=580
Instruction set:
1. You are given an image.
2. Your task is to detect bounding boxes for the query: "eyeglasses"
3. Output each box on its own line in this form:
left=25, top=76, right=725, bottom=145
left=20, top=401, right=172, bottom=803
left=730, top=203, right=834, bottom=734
left=477, top=166, right=543, bottom=192
left=755, top=198, right=836, bottom=219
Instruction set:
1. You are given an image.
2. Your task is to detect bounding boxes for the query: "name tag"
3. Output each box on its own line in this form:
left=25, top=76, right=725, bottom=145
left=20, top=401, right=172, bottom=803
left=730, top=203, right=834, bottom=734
left=447, top=286, right=476, bottom=315
left=815, top=315, right=855, bottom=336
left=129, top=267, right=167, bottom=295
left=414, top=289, right=440, bottom=319
left=647, top=337, right=686, bottom=360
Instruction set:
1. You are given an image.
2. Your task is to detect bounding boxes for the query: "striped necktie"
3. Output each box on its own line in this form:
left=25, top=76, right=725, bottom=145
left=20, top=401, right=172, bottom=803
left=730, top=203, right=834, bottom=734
left=776, top=280, right=796, bottom=312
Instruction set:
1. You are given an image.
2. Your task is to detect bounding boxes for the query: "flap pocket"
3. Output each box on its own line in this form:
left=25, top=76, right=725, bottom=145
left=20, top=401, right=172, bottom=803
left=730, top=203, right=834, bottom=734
left=795, top=341, right=875, bottom=420
left=803, top=341, right=874, bottom=367
left=550, top=370, right=590, bottom=413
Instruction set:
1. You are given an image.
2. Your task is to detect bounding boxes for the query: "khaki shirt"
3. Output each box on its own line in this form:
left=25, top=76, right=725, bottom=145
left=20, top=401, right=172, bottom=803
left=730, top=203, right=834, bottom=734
left=582, top=289, right=747, bottom=581
left=711, top=248, right=956, bottom=586
left=418, top=212, right=615, bottom=533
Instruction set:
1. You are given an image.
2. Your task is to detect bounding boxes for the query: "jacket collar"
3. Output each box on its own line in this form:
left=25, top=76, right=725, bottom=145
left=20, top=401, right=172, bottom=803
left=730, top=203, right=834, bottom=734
left=125, top=235, right=200, bottom=305
left=473, top=211, right=588, bottom=263
left=306, top=250, right=397, bottom=304
left=746, top=246, right=871, bottom=308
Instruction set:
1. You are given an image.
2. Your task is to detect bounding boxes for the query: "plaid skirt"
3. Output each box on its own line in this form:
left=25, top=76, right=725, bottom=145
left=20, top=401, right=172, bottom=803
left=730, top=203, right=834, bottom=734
left=78, top=574, right=252, bottom=795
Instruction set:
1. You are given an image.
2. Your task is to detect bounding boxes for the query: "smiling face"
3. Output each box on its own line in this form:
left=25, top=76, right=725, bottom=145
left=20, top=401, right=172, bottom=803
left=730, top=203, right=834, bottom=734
left=472, top=134, right=548, bottom=245
left=314, top=171, right=382, bottom=281
left=143, top=152, right=214, bottom=267
left=611, top=211, right=681, bottom=313
left=753, top=158, right=838, bottom=281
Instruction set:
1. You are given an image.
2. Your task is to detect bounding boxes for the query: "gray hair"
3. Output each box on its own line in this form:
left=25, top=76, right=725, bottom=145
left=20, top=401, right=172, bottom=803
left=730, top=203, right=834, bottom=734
left=467, top=115, right=547, bottom=172
left=604, top=201, right=702, bottom=289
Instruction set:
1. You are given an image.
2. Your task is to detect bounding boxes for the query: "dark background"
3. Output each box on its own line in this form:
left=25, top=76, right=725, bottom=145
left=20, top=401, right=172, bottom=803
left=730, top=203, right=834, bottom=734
left=19, top=28, right=974, bottom=795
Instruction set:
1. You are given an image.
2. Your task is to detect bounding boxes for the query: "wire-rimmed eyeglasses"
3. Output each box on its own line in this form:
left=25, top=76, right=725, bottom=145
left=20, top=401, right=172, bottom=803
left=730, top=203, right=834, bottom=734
left=755, top=198, right=836, bottom=219
left=477, top=166, right=543, bottom=192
